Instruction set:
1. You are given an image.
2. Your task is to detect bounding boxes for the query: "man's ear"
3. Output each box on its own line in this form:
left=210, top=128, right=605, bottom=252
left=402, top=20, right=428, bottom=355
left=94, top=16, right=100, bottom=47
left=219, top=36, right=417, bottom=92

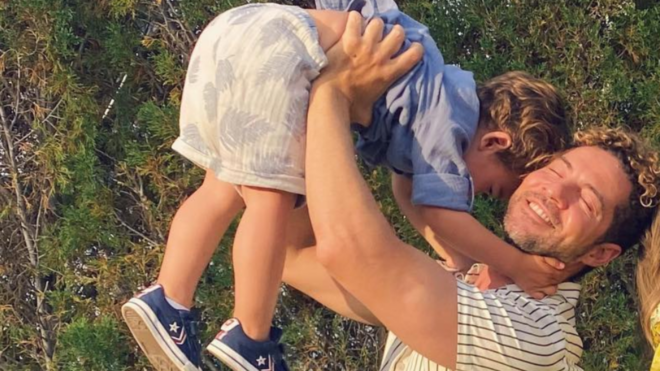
left=578, top=243, right=622, bottom=267
left=479, top=131, right=512, bottom=153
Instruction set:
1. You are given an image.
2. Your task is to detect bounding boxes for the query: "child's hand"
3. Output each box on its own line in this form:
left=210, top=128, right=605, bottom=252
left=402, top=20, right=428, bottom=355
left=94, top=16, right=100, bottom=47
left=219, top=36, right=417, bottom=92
left=472, top=265, right=512, bottom=291
left=510, top=254, right=565, bottom=300
left=314, top=11, right=423, bottom=126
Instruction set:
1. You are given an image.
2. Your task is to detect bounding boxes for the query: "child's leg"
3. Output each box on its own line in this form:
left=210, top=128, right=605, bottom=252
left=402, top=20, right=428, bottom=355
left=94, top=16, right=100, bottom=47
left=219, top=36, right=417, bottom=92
left=157, top=170, right=245, bottom=308
left=232, top=185, right=296, bottom=341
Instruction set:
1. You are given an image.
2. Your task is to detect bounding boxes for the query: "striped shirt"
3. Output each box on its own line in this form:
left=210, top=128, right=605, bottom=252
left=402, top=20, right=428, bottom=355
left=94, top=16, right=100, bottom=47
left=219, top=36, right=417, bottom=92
left=380, top=275, right=584, bottom=371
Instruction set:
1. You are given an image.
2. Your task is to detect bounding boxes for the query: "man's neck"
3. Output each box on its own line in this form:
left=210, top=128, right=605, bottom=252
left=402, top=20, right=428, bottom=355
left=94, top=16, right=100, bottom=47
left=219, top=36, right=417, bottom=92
left=473, top=261, right=583, bottom=292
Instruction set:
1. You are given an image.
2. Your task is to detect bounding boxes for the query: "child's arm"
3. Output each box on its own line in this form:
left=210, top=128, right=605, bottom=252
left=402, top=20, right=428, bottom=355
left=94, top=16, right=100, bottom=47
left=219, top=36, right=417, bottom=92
left=419, top=205, right=565, bottom=297
left=306, top=10, right=350, bottom=52
left=391, top=173, right=475, bottom=270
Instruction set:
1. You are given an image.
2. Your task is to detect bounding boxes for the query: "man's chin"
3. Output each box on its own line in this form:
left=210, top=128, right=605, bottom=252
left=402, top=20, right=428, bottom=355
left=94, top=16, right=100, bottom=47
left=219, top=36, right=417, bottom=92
left=503, top=210, right=529, bottom=243
left=507, top=229, right=574, bottom=262
left=505, top=223, right=553, bottom=256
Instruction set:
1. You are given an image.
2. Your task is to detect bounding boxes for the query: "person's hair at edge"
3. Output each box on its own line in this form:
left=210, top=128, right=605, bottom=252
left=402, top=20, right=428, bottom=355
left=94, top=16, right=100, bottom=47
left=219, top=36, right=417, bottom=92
left=571, top=127, right=660, bottom=347
left=638, top=209, right=660, bottom=348
left=477, top=71, right=572, bottom=176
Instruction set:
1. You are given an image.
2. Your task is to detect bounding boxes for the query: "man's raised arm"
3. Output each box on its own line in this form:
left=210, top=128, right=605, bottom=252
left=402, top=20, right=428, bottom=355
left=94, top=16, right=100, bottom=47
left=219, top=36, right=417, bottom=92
left=305, top=12, right=458, bottom=368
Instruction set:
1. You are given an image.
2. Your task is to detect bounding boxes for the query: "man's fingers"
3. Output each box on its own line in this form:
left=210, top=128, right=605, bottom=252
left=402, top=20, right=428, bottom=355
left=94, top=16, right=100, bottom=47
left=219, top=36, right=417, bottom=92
left=385, top=42, right=423, bottom=81
left=364, top=17, right=385, bottom=44
left=343, top=11, right=363, bottom=47
left=379, top=24, right=406, bottom=58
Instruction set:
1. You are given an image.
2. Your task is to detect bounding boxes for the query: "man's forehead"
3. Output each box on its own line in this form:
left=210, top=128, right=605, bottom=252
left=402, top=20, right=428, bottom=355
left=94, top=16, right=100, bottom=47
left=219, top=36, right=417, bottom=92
left=537, top=146, right=630, bottom=202
left=552, top=146, right=617, bottom=166
left=569, top=146, right=631, bottom=200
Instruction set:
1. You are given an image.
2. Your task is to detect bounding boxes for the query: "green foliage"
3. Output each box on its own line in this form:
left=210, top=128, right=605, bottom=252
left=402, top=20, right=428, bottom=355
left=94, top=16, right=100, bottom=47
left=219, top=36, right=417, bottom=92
left=105, top=22, right=142, bottom=72
left=151, top=48, right=186, bottom=87
left=2, top=0, right=659, bottom=370
left=56, top=316, right=131, bottom=371
left=577, top=253, right=652, bottom=370
left=109, top=0, right=139, bottom=19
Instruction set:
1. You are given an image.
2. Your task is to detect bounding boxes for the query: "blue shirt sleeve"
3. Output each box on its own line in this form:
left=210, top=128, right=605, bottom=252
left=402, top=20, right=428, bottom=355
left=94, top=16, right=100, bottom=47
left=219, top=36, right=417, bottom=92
left=410, top=66, right=478, bottom=212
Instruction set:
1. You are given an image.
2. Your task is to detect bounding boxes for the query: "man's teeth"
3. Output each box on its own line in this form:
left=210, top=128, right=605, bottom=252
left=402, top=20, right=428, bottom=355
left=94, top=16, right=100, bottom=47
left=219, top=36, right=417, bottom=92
left=529, top=202, right=552, bottom=225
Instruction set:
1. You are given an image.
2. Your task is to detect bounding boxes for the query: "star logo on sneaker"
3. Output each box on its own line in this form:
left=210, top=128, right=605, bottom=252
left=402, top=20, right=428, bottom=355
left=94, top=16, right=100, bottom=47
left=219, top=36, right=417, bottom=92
left=257, top=356, right=266, bottom=366
left=258, top=355, right=274, bottom=371
left=169, top=322, right=180, bottom=333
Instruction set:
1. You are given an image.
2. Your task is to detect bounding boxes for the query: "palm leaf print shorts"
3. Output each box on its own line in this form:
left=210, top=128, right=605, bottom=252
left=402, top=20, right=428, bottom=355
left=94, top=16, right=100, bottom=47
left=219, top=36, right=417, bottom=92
left=172, top=3, right=328, bottom=198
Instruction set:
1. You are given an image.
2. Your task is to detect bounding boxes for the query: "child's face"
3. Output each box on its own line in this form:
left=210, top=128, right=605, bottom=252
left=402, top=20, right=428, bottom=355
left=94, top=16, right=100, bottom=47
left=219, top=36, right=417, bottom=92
left=464, top=129, right=521, bottom=200
left=471, top=157, right=521, bottom=200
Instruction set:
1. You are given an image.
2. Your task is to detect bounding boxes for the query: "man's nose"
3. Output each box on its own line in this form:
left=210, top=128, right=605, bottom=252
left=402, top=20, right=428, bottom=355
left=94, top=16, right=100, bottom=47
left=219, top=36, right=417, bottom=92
left=543, top=181, right=578, bottom=209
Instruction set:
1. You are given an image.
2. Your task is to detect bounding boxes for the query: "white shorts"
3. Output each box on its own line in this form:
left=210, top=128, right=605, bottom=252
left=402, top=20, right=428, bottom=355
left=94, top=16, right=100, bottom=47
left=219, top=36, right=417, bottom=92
left=172, top=3, right=328, bottom=198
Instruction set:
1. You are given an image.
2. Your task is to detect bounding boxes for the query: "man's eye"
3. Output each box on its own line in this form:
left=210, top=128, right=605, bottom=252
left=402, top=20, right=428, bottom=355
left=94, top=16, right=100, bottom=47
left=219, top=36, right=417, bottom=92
left=549, top=168, right=561, bottom=177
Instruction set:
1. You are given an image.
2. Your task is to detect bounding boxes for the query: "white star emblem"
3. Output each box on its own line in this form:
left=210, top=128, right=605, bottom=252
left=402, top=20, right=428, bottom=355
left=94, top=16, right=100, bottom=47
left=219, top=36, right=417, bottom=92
left=169, top=322, right=180, bottom=333
left=256, top=356, right=266, bottom=366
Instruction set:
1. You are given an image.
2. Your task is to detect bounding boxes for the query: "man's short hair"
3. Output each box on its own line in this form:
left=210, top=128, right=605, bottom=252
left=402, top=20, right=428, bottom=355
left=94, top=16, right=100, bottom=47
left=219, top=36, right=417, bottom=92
left=477, top=71, right=571, bottom=176
left=574, top=127, right=660, bottom=252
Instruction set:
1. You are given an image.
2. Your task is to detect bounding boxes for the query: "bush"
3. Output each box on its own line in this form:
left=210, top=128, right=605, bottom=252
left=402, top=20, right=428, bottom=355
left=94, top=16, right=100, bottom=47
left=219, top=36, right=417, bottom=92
left=56, top=316, right=131, bottom=371
left=1, top=0, right=658, bottom=370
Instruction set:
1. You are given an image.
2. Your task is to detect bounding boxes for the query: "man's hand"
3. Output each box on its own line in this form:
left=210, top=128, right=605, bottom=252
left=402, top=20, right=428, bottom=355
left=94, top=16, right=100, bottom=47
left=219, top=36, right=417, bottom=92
left=314, top=11, right=424, bottom=125
left=510, top=254, right=566, bottom=299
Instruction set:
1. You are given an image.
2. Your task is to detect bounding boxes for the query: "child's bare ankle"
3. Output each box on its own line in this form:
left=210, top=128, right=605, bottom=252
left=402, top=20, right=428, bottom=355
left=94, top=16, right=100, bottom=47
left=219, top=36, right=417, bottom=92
left=157, top=282, right=193, bottom=309
left=239, top=320, right=270, bottom=342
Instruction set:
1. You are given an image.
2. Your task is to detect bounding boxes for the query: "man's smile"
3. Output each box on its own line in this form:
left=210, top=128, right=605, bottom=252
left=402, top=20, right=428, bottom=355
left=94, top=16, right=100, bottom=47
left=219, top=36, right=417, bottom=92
left=529, top=201, right=553, bottom=226
left=523, top=196, right=559, bottom=229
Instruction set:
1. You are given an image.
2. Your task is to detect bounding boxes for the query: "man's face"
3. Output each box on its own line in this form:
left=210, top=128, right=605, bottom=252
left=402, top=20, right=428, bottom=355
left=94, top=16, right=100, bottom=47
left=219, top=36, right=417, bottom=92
left=503, top=146, right=632, bottom=262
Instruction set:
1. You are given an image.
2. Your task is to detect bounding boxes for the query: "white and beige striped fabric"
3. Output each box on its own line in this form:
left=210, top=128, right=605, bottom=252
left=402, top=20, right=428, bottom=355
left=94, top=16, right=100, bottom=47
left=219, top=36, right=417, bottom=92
left=380, top=275, right=583, bottom=371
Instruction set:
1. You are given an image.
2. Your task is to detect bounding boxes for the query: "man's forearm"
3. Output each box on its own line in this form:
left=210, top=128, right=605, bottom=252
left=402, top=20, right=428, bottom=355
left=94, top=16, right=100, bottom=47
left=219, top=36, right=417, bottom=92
left=305, top=84, right=394, bottom=247
left=301, top=16, right=459, bottom=366
left=305, top=83, right=459, bottom=367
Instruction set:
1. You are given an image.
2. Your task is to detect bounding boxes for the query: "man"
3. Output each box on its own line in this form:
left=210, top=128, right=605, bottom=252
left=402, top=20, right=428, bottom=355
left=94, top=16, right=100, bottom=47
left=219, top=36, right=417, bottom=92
left=280, top=11, right=660, bottom=370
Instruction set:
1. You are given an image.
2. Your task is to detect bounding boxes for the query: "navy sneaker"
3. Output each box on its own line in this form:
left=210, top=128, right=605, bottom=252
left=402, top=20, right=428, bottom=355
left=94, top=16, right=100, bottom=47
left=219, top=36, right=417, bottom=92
left=122, top=284, right=202, bottom=371
left=206, top=318, right=290, bottom=371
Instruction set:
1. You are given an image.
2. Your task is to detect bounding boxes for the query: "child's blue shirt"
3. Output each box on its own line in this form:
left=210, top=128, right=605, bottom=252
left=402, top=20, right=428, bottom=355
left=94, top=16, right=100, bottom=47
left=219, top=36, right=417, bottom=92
left=317, top=0, right=480, bottom=212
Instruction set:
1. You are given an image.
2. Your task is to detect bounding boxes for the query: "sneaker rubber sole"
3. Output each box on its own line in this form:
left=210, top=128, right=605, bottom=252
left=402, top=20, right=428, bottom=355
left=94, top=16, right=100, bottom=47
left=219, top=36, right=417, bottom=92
left=206, top=339, right=264, bottom=371
left=122, top=299, right=200, bottom=371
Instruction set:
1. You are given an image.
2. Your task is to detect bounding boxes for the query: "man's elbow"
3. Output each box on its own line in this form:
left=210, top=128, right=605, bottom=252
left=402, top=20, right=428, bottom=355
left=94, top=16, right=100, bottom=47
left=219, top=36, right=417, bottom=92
left=314, top=215, right=397, bottom=271
left=315, top=229, right=353, bottom=271
left=315, top=224, right=380, bottom=272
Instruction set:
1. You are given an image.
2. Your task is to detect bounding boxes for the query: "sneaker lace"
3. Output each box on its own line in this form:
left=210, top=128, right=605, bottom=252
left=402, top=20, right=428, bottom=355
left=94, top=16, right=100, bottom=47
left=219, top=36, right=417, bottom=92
left=185, top=313, right=203, bottom=358
left=277, top=343, right=290, bottom=371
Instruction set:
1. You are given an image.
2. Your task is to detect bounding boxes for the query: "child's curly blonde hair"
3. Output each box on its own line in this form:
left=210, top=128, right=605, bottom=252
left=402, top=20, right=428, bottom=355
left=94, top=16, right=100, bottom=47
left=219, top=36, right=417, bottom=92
left=477, top=71, right=571, bottom=176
